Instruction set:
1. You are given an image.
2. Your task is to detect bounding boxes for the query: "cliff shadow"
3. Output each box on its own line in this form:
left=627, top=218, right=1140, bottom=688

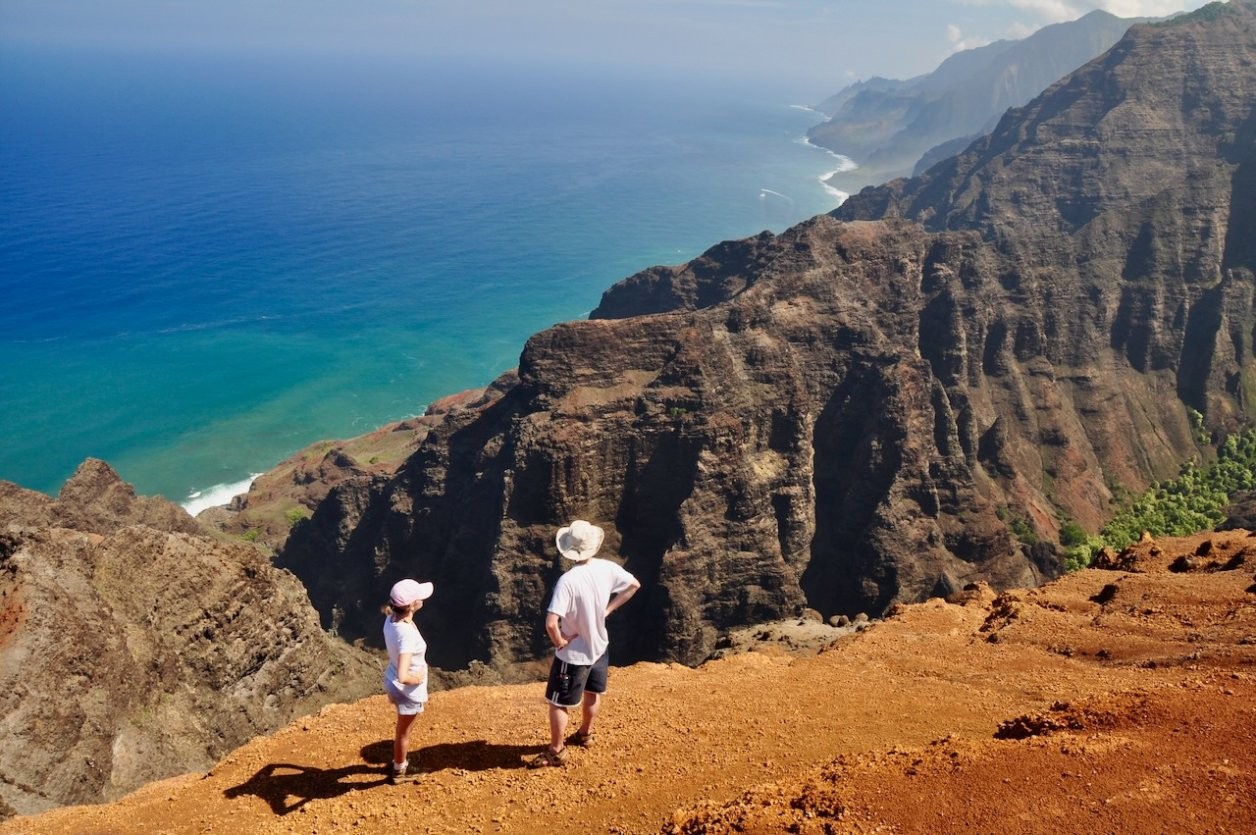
left=613, top=428, right=700, bottom=663
left=801, top=361, right=904, bottom=618
left=1222, top=108, right=1256, bottom=273
left=1176, top=283, right=1226, bottom=413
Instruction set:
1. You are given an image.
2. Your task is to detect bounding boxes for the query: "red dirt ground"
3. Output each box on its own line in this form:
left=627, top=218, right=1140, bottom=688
left=4, top=530, right=1254, bottom=834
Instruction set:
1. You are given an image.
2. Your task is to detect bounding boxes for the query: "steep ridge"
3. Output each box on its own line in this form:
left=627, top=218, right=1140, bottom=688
left=4, top=530, right=1252, bottom=833
left=808, top=10, right=1143, bottom=191
left=0, top=462, right=382, bottom=816
left=276, top=1, right=1256, bottom=672
left=835, top=0, right=1256, bottom=439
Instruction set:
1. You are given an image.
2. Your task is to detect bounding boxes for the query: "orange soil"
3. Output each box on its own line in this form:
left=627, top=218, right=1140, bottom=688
left=5, top=531, right=1254, bottom=835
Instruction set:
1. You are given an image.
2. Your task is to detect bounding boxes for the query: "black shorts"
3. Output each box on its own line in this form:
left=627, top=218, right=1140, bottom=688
left=544, top=651, right=609, bottom=707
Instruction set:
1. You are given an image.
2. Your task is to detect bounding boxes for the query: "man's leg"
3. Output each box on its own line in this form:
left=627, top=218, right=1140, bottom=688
left=574, top=651, right=609, bottom=742
left=547, top=703, right=569, bottom=753
left=578, top=691, right=600, bottom=737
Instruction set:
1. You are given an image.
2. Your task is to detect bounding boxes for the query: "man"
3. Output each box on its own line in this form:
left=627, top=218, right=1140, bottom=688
left=529, top=519, right=640, bottom=768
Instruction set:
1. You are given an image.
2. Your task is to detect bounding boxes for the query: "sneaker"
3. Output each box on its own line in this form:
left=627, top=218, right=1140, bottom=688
left=387, top=763, right=413, bottom=784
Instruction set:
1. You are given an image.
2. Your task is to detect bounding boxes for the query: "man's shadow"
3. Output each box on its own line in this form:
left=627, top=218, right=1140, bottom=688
left=404, top=739, right=538, bottom=772
left=224, top=739, right=538, bottom=815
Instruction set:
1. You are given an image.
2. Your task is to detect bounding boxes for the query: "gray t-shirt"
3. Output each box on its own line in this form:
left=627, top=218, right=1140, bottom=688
left=548, top=557, right=637, bottom=665
left=382, top=616, right=428, bottom=702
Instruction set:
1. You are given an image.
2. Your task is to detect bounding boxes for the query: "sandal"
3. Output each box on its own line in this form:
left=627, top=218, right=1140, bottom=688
left=527, top=747, right=568, bottom=769
left=567, top=730, right=594, bottom=748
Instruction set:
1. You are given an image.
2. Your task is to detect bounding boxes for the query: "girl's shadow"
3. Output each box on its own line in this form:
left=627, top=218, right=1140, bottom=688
left=222, top=761, right=385, bottom=815
left=224, top=739, right=539, bottom=815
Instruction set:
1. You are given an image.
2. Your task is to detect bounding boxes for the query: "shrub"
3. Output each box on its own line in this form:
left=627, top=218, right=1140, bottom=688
left=1059, top=520, right=1087, bottom=547
left=1008, top=516, right=1038, bottom=546
left=1092, top=425, right=1256, bottom=557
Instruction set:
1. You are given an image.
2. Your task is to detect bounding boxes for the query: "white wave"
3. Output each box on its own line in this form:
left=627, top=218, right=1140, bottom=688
left=801, top=136, right=858, bottom=171
left=759, top=188, right=794, bottom=204
left=182, top=473, right=262, bottom=516
left=819, top=171, right=850, bottom=205
left=790, top=104, right=824, bottom=115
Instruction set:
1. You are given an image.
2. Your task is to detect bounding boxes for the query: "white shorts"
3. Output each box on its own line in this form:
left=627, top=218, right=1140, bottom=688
left=384, top=678, right=426, bottom=716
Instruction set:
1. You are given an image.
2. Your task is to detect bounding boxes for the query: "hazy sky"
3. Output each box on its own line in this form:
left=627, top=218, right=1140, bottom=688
left=1, top=0, right=1218, bottom=99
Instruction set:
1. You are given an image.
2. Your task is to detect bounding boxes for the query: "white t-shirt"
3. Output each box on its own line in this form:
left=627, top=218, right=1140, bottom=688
left=382, top=616, right=428, bottom=702
left=547, top=557, right=638, bottom=666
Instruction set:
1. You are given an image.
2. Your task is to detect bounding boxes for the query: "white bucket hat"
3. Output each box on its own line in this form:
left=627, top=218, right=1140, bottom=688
left=555, top=520, right=604, bottom=562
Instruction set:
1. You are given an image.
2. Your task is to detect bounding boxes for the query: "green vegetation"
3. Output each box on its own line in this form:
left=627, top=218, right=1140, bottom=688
left=1058, top=520, right=1088, bottom=547
left=242, top=528, right=261, bottom=542
left=1188, top=408, right=1210, bottom=446
left=1061, top=531, right=1106, bottom=574
left=284, top=507, right=310, bottom=527
left=1006, top=515, right=1038, bottom=546
left=1062, top=426, right=1256, bottom=570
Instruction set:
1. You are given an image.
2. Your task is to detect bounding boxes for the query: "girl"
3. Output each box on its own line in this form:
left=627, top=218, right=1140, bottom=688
left=382, top=578, right=433, bottom=783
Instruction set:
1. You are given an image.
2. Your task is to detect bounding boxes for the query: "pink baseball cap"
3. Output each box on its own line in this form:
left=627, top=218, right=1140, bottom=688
left=389, top=579, right=434, bottom=607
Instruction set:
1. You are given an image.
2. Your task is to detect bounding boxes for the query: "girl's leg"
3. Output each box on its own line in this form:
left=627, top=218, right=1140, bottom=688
left=394, top=712, right=418, bottom=767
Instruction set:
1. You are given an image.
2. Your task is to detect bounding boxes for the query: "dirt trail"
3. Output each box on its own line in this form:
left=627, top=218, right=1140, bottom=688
left=4, top=531, right=1254, bottom=834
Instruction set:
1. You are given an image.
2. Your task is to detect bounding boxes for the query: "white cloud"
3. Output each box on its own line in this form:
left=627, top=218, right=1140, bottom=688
left=947, top=23, right=994, bottom=51
left=1008, top=0, right=1083, bottom=22
left=1003, top=21, right=1038, bottom=38
left=954, top=1, right=1213, bottom=23
left=945, top=0, right=1212, bottom=60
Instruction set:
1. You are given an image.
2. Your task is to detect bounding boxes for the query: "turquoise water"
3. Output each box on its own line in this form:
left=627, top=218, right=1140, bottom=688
left=0, top=46, right=845, bottom=505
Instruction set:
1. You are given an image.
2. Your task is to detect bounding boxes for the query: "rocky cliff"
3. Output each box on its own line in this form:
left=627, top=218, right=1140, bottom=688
left=836, top=0, right=1256, bottom=427
left=0, top=461, right=382, bottom=816
left=277, top=1, right=1256, bottom=672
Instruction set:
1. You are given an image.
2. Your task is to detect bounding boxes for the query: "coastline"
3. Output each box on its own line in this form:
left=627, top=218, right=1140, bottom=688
left=1, top=62, right=846, bottom=507
left=800, top=135, right=857, bottom=203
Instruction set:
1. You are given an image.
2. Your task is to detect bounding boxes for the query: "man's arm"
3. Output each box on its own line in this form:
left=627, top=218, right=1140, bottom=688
left=545, top=612, right=571, bottom=650
left=605, top=577, right=641, bottom=617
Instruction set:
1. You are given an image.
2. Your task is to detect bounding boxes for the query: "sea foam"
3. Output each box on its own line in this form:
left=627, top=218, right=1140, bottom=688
left=182, top=474, right=261, bottom=516
left=819, top=172, right=850, bottom=204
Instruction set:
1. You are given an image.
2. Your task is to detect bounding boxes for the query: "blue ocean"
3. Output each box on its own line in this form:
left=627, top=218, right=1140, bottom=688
left=0, top=45, right=846, bottom=508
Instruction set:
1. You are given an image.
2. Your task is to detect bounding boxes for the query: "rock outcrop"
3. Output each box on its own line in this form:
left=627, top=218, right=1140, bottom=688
left=278, top=1, right=1256, bottom=672
left=199, top=376, right=517, bottom=554
left=0, top=461, right=381, bottom=816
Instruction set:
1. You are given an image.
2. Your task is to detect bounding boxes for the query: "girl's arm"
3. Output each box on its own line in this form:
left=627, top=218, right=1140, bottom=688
left=395, top=651, right=426, bottom=686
